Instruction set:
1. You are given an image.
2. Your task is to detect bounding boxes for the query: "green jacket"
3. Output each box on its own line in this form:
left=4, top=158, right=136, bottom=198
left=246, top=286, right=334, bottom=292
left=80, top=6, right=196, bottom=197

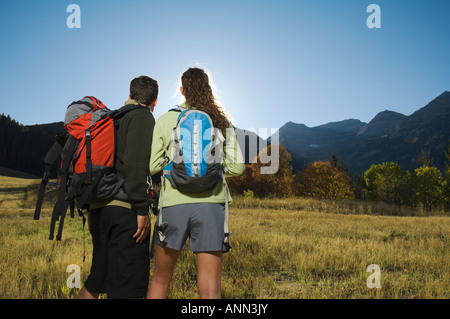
left=149, top=103, right=245, bottom=207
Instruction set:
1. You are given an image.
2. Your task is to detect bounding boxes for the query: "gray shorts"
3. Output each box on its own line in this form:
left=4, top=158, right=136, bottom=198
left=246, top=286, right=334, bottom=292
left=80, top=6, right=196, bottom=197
left=154, top=203, right=229, bottom=252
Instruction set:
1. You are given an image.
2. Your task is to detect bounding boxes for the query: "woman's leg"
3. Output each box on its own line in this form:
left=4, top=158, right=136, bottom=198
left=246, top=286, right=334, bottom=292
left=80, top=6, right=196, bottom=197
left=196, top=251, right=223, bottom=299
left=147, top=245, right=181, bottom=299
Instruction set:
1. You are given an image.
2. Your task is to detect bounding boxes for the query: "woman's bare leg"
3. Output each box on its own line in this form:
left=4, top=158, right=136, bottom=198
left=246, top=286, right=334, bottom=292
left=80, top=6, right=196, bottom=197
left=147, top=245, right=181, bottom=299
left=196, top=251, right=223, bottom=299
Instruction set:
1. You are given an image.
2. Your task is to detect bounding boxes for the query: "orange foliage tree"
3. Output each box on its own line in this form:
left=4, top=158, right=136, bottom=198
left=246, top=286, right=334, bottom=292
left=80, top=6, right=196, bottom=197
left=294, top=161, right=354, bottom=200
left=227, top=144, right=294, bottom=198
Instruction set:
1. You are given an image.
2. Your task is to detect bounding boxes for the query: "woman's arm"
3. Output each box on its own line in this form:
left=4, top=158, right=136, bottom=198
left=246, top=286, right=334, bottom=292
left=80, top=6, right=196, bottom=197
left=223, top=127, right=245, bottom=177
left=149, top=118, right=166, bottom=175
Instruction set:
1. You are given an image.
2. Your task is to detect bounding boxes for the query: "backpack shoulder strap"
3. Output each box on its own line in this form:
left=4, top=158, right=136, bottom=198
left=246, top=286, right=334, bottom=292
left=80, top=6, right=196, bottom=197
left=169, top=105, right=185, bottom=113
left=162, top=106, right=188, bottom=152
left=112, top=104, right=144, bottom=120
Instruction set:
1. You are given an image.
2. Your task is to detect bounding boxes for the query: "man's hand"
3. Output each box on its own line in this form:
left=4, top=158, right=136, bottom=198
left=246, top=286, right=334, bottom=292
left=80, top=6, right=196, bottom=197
left=133, top=214, right=151, bottom=243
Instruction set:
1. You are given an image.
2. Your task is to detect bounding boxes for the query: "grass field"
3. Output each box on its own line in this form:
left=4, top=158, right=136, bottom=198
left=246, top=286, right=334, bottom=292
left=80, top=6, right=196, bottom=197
left=0, top=176, right=449, bottom=299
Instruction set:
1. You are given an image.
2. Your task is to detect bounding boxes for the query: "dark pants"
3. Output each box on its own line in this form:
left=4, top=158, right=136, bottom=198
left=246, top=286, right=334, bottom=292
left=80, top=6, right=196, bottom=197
left=84, top=205, right=150, bottom=299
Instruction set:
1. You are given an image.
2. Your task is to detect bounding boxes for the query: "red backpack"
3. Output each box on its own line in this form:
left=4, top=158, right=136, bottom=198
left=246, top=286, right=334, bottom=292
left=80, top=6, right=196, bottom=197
left=34, top=96, right=142, bottom=240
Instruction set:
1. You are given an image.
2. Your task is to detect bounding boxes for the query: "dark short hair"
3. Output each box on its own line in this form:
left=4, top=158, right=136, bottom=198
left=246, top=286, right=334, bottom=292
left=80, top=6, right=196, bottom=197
left=130, top=75, right=159, bottom=106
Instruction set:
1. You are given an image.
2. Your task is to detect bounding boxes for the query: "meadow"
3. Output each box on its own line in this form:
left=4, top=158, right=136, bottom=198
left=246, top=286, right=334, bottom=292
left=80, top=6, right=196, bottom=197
left=0, top=176, right=448, bottom=299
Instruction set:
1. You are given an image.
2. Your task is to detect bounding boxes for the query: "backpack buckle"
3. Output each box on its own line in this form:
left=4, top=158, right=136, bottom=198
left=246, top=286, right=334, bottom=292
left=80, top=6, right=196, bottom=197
left=42, top=171, right=50, bottom=184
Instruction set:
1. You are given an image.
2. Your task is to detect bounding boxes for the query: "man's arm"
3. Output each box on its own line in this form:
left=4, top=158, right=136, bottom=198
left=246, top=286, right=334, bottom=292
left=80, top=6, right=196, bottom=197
left=123, top=109, right=155, bottom=215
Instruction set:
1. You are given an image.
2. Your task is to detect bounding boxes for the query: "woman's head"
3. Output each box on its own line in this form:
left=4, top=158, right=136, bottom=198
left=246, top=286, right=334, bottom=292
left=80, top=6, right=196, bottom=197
left=180, top=68, right=230, bottom=132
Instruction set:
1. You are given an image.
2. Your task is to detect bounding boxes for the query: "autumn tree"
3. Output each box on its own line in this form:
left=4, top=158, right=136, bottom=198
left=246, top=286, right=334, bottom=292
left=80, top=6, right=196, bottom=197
left=362, top=162, right=412, bottom=207
left=227, top=144, right=294, bottom=198
left=414, top=166, right=443, bottom=215
left=295, top=161, right=354, bottom=200
left=226, top=164, right=253, bottom=196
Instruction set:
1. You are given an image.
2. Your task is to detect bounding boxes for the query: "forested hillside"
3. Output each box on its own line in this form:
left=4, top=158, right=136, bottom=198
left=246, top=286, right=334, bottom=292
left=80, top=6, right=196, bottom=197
left=0, top=114, right=63, bottom=177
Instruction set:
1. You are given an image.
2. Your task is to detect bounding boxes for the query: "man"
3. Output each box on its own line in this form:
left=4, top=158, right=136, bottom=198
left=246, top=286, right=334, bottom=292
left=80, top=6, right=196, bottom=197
left=76, top=75, right=158, bottom=299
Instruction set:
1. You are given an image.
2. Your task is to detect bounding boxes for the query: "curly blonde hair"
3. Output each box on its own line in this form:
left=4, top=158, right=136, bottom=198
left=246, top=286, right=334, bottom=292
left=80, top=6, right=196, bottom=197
left=181, top=68, right=230, bottom=133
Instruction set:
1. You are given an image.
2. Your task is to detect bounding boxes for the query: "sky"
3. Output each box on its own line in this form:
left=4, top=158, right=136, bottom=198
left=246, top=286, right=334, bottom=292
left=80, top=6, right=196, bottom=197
left=0, top=0, right=449, bottom=134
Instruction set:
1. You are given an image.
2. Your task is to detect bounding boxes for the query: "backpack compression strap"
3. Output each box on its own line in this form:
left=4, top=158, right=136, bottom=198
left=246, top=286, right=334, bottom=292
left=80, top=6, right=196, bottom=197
left=34, top=132, right=69, bottom=220
left=222, top=168, right=231, bottom=250
left=49, top=135, right=79, bottom=240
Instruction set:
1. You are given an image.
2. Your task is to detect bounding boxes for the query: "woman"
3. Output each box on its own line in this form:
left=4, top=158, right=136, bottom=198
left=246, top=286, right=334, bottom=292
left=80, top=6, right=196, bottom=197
left=147, top=68, right=244, bottom=299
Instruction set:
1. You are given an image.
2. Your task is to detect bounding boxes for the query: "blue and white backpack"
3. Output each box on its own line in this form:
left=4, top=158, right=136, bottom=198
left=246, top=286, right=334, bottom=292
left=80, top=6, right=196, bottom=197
left=163, top=106, right=225, bottom=193
left=155, top=106, right=231, bottom=251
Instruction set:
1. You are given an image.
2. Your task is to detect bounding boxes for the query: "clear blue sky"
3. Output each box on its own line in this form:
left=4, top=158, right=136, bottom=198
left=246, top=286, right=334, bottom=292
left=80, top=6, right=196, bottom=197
left=1, top=0, right=449, bottom=132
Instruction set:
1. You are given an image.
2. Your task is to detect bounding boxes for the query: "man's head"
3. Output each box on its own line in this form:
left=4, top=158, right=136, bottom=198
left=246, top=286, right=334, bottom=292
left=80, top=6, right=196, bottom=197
left=130, top=75, right=159, bottom=110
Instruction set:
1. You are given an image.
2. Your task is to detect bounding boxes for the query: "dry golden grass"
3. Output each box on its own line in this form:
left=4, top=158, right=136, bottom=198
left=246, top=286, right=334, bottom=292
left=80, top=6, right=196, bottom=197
left=0, top=177, right=91, bottom=298
left=0, top=176, right=449, bottom=299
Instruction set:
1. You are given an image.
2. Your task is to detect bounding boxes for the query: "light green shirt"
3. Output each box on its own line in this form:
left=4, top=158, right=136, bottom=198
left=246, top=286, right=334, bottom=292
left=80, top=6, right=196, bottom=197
left=150, top=103, right=245, bottom=207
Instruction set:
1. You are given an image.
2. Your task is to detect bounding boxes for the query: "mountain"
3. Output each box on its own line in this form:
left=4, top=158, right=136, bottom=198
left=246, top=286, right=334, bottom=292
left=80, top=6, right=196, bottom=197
left=276, top=91, right=450, bottom=174
left=273, top=119, right=364, bottom=170
left=356, top=110, right=406, bottom=137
